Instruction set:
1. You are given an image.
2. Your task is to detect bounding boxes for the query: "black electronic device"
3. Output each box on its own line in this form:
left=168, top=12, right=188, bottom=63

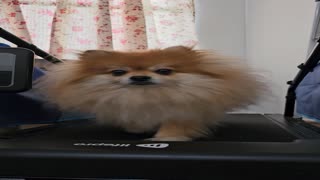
left=0, top=27, right=63, bottom=93
left=0, top=47, right=34, bottom=92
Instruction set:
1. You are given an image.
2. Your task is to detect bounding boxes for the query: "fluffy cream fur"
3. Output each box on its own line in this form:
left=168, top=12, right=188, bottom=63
left=36, top=46, right=264, bottom=141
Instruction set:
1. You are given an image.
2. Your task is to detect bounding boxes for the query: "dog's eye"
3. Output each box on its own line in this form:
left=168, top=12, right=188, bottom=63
left=155, top=69, right=173, bottom=75
left=111, top=70, right=127, bottom=76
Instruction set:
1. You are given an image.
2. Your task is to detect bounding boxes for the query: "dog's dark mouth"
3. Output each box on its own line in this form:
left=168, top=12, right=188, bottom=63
left=130, top=81, right=156, bottom=85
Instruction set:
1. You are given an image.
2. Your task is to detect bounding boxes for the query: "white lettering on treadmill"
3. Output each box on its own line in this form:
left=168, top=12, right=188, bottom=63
left=73, top=143, right=169, bottom=149
left=73, top=143, right=130, bottom=147
left=136, top=143, right=169, bottom=149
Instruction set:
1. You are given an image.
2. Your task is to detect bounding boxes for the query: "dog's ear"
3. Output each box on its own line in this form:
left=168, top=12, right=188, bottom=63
left=78, top=50, right=115, bottom=60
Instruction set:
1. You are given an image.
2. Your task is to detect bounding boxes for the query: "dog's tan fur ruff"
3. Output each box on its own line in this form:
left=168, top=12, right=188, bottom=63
left=37, top=46, right=264, bottom=141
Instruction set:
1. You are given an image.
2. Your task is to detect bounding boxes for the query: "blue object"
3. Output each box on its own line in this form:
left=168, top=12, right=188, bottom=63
left=33, top=68, right=45, bottom=80
left=296, top=63, right=320, bottom=122
left=0, top=44, right=94, bottom=127
left=0, top=43, right=10, bottom=47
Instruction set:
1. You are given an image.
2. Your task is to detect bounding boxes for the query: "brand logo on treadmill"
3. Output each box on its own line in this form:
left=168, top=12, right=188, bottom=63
left=73, top=143, right=169, bottom=149
left=136, top=143, right=169, bottom=149
left=73, top=143, right=130, bottom=147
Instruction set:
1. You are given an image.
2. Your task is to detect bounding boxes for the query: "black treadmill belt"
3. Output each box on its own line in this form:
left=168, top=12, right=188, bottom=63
left=2, top=114, right=298, bottom=142
left=211, top=114, right=297, bottom=142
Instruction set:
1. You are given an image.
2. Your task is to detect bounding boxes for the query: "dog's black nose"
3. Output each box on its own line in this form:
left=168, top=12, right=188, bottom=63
left=130, top=76, right=151, bottom=82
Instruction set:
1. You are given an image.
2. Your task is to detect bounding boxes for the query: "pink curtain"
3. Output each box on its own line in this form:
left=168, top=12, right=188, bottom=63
left=0, top=0, right=198, bottom=59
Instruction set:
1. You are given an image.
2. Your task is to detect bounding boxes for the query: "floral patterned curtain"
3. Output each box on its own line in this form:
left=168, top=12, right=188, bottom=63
left=0, top=0, right=198, bottom=59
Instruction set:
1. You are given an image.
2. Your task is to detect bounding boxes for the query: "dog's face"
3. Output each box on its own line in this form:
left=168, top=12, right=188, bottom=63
left=89, top=58, right=178, bottom=86
left=71, top=46, right=224, bottom=89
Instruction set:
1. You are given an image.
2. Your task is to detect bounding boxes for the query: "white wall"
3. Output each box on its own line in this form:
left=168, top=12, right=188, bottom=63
left=245, top=0, right=316, bottom=113
left=195, top=0, right=316, bottom=114
left=195, top=0, right=246, bottom=58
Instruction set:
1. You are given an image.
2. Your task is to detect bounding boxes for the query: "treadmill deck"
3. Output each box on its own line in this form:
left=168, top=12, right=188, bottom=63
left=0, top=114, right=320, bottom=179
left=0, top=114, right=301, bottom=142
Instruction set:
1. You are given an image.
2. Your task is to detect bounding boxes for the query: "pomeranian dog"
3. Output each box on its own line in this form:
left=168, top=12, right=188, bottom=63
left=37, top=46, right=264, bottom=141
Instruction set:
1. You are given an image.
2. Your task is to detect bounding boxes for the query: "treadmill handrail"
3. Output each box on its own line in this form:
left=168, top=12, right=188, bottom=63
left=284, top=39, right=320, bottom=117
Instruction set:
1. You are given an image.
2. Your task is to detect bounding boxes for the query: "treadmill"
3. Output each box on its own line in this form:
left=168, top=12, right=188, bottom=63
left=0, top=2, right=320, bottom=179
